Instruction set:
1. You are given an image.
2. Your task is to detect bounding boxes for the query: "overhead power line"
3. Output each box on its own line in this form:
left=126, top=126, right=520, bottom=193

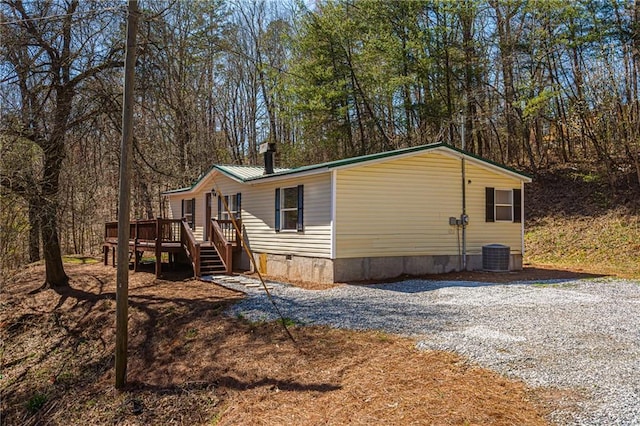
left=0, top=6, right=121, bottom=26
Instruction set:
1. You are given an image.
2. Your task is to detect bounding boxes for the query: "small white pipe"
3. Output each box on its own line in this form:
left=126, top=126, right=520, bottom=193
left=461, top=111, right=467, bottom=271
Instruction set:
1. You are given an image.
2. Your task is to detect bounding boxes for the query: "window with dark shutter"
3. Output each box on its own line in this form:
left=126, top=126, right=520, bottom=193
left=485, top=187, right=495, bottom=222
left=297, top=185, right=304, bottom=232
left=276, top=186, right=304, bottom=232
left=190, top=198, right=196, bottom=228
left=486, top=188, right=519, bottom=222
left=275, top=188, right=281, bottom=232
left=218, top=194, right=241, bottom=220
left=513, top=188, right=522, bottom=223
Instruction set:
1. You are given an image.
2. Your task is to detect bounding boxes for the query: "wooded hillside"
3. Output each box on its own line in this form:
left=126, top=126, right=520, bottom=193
left=1, top=0, right=639, bottom=276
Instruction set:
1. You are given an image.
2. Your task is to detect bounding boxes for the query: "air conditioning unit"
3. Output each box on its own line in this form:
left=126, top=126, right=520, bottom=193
left=482, top=244, right=510, bottom=271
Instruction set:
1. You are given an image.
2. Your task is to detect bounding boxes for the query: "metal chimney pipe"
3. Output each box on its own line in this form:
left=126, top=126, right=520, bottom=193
left=261, top=142, right=276, bottom=174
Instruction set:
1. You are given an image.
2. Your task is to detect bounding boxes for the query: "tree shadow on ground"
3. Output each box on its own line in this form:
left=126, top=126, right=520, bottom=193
left=1, top=264, right=342, bottom=425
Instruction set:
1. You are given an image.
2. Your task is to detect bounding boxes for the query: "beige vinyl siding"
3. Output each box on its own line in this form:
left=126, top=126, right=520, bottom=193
left=166, top=172, right=332, bottom=257
left=240, top=174, right=332, bottom=257
left=464, top=163, right=523, bottom=254
left=334, top=151, right=524, bottom=258
left=166, top=193, right=206, bottom=239
left=335, top=152, right=462, bottom=258
left=167, top=197, right=180, bottom=220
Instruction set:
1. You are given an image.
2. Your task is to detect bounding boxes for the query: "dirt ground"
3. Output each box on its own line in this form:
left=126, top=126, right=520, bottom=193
left=0, top=262, right=581, bottom=425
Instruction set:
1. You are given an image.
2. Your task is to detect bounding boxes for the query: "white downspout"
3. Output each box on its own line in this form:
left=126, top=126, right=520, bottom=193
left=521, top=180, right=525, bottom=258
left=461, top=113, right=467, bottom=271
left=331, top=170, right=337, bottom=260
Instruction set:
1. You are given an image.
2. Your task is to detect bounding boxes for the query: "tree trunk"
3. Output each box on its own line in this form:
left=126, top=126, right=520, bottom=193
left=401, top=32, right=413, bottom=145
left=461, top=0, right=476, bottom=153
left=28, top=198, right=40, bottom=263
left=41, top=195, right=68, bottom=287
left=491, top=0, right=518, bottom=162
left=40, top=85, right=72, bottom=287
left=140, top=180, right=154, bottom=219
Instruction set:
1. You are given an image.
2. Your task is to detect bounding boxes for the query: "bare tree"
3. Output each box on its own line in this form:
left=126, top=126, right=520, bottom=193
left=0, top=0, right=122, bottom=287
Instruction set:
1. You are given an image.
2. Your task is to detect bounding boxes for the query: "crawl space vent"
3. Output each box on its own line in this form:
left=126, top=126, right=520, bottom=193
left=482, top=244, right=510, bottom=271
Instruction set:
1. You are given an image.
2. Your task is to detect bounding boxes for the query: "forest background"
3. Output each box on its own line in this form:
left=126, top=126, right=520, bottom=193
left=1, top=0, right=639, bottom=282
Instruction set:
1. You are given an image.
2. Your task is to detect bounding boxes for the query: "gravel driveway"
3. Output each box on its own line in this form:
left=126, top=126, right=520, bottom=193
left=208, top=275, right=640, bottom=425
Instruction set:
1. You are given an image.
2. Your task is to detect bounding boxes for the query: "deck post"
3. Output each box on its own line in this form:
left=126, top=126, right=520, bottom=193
left=112, top=246, right=116, bottom=267
left=195, top=244, right=200, bottom=278
left=155, top=219, right=162, bottom=277
left=133, top=244, right=139, bottom=272
left=103, top=245, right=108, bottom=266
left=225, top=243, right=232, bottom=274
left=133, top=222, right=139, bottom=272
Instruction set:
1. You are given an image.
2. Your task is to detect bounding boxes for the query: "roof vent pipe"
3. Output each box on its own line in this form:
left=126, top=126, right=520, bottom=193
left=259, top=142, right=276, bottom=175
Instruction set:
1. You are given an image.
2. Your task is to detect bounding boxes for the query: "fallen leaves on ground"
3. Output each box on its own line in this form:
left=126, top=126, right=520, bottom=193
left=1, top=262, right=554, bottom=425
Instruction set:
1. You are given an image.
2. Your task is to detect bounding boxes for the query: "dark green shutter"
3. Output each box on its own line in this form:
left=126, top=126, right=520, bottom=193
left=236, top=193, right=242, bottom=219
left=513, top=188, right=522, bottom=223
left=181, top=199, right=184, bottom=219
left=191, top=198, right=196, bottom=228
left=217, top=196, right=221, bottom=219
left=297, top=185, right=304, bottom=232
left=275, top=188, right=281, bottom=232
left=485, top=187, right=495, bottom=222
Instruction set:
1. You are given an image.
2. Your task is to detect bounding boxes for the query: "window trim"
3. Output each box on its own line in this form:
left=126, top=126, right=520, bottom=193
left=494, top=188, right=514, bottom=222
left=182, top=198, right=195, bottom=229
left=485, top=187, right=522, bottom=223
left=280, top=186, right=299, bottom=232
left=275, top=185, right=304, bottom=233
left=217, top=193, right=241, bottom=221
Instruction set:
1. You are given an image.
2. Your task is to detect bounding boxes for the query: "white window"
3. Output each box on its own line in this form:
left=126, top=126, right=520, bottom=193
left=486, top=187, right=521, bottom=223
left=282, top=187, right=298, bottom=230
left=222, top=195, right=237, bottom=219
left=275, top=185, right=303, bottom=232
left=183, top=198, right=195, bottom=229
left=495, top=189, right=513, bottom=221
left=218, top=193, right=241, bottom=220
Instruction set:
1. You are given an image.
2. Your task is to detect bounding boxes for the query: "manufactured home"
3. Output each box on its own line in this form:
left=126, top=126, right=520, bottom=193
left=159, top=143, right=531, bottom=283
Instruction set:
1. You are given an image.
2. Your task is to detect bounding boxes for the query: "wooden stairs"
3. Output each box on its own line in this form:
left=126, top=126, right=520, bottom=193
left=199, top=245, right=227, bottom=276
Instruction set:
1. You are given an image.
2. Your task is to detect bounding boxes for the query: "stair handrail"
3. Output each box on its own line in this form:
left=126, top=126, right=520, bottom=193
left=181, top=218, right=200, bottom=277
left=211, top=218, right=232, bottom=274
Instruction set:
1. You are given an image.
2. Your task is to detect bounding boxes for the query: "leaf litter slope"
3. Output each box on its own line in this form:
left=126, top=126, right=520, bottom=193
left=1, top=263, right=550, bottom=425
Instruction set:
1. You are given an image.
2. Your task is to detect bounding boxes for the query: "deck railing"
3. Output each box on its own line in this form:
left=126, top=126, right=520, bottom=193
left=180, top=218, right=200, bottom=277
left=104, top=219, right=182, bottom=243
left=211, top=219, right=232, bottom=274
left=104, top=218, right=190, bottom=277
left=104, top=218, right=237, bottom=278
left=213, top=219, right=241, bottom=245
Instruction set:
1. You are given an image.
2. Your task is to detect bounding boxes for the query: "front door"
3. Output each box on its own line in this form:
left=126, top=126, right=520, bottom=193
left=205, top=192, right=212, bottom=241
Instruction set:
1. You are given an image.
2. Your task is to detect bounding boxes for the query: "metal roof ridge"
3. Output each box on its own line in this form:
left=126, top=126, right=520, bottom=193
left=163, top=142, right=531, bottom=193
left=242, top=142, right=447, bottom=181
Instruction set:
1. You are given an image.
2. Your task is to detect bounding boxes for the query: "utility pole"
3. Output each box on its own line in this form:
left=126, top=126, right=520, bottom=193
left=116, top=0, right=139, bottom=390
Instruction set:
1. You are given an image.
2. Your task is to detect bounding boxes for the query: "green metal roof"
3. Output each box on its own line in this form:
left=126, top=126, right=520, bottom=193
left=163, top=142, right=531, bottom=195
left=240, top=142, right=531, bottom=181
left=217, top=165, right=290, bottom=180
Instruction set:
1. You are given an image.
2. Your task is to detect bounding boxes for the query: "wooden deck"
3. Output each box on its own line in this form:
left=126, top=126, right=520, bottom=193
left=104, top=218, right=241, bottom=278
left=104, top=219, right=184, bottom=277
